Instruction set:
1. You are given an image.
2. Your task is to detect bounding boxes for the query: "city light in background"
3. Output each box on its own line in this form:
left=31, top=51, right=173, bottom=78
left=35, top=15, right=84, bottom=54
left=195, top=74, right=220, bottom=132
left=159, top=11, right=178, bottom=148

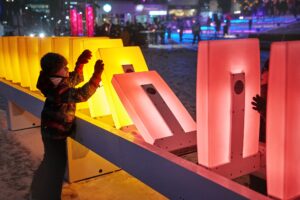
left=0, top=0, right=299, bottom=38
left=103, top=3, right=112, bottom=13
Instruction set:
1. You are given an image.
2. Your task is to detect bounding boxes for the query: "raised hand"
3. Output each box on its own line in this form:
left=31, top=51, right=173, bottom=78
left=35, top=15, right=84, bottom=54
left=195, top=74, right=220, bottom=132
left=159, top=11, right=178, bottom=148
left=251, top=94, right=266, bottom=117
left=94, top=60, right=104, bottom=75
left=76, top=49, right=92, bottom=66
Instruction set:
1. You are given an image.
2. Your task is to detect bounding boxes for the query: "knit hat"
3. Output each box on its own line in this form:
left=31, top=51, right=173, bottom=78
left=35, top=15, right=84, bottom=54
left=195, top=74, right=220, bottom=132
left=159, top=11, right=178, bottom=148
left=40, top=53, right=68, bottom=75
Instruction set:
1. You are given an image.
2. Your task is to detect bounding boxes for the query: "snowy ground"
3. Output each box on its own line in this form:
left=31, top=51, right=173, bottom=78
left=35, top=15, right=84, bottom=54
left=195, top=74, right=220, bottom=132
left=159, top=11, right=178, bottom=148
left=0, top=110, right=39, bottom=200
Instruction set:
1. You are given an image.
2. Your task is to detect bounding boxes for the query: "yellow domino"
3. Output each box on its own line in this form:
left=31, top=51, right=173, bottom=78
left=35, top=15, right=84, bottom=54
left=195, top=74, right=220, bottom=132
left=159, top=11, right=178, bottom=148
left=17, top=37, right=31, bottom=87
left=70, top=37, right=112, bottom=69
left=26, top=37, right=41, bottom=91
left=2, top=37, right=13, bottom=81
left=39, top=37, right=53, bottom=58
left=71, top=38, right=123, bottom=115
left=0, top=37, right=6, bottom=78
left=51, top=37, right=73, bottom=69
left=99, top=46, right=149, bottom=129
left=8, top=37, right=21, bottom=83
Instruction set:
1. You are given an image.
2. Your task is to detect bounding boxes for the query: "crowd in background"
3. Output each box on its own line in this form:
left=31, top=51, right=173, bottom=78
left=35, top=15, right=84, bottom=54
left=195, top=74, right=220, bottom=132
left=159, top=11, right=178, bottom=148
left=243, top=0, right=300, bottom=18
left=93, top=15, right=230, bottom=46
left=91, top=0, right=300, bottom=46
left=94, top=20, right=167, bottom=46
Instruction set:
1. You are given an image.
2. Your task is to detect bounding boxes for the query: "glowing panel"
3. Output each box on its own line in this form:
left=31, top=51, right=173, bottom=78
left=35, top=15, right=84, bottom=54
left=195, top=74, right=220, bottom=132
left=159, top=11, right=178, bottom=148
left=70, top=9, right=78, bottom=36
left=26, top=37, right=41, bottom=91
left=39, top=37, right=53, bottom=58
left=52, top=37, right=72, bottom=69
left=8, top=37, right=21, bottom=83
left=197, top=39, right=260, bottom=167
left=24, top=37, right=53, bottom=90
left=71, top=38, right=123, bottom=72
left=77, top=13, right=83, bottom=36
left=267, top=41, right=300, bottom=200
left=71, top=38, right=123, bottom=115
left=99, top=46, right=149, bottom=128
left=85, top=5, right=94, bottom=37
left=0, top=37, right=5, bottom=78
left=112, top=71, right=196, bottom=148
left=52, top=37, right=91, bottom=71
left=17, top=37, right=31, bottom=87
left=2, top=37, right=13, bottom=81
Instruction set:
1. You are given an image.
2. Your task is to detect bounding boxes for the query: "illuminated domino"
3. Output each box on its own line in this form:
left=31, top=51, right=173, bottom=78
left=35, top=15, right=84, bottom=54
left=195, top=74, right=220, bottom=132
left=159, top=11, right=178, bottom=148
left=71, top=38, right=123, bottom=114
left=197, top=39, right=260, bottom=168
left=2, top=37, right=13, bottom=81
left=99, top=46, right=149, bottom=128
left=267, top=41, right=300, bottom=200
left=26, top=37, right=41, bottom=91
left=8, top=37, right=21, bottom=83
left=39, top=37, right=53, bottom=58
left=51, top=37, right=72, bottom=69
left=17, top=37, right=31, bottom=87
left=0, top=37, right=5, bottom=78
left=112, top=70, right=196, bottom=151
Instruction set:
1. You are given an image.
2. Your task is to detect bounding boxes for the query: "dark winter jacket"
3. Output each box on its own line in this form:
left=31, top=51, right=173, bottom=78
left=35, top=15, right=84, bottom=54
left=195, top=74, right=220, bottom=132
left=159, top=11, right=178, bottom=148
left=36, top=68, right=100, bottom=139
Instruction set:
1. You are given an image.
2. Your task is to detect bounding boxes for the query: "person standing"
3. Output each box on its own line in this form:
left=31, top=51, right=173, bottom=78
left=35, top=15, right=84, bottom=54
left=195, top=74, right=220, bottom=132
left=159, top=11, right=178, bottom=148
left=30, top=50, right=104, bottom=200
left=192, top=20, right=201, bottom=44
left=0, top=22, right=4, bottom=36
left=248, top=18, right=253, bottom=30
left=178, top=20, right=184, bottom=42
left=251, top=59, right=269, bottom=142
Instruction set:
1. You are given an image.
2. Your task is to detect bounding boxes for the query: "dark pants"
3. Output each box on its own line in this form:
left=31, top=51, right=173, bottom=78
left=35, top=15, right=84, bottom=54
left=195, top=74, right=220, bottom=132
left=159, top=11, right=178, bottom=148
left=179, top=32, right=183, bottom=42
left=30, top=137, right=67, bottom=200
left=192, top=31, right=201, bottom=44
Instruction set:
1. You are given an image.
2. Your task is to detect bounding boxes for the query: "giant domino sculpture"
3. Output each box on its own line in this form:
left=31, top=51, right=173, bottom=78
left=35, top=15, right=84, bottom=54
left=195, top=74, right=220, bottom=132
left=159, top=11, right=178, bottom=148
left=196, top=39, right=261, bottom=178
left=0, top=36, right=299, bottom=200
left=266, top=41, right=300, bottom=200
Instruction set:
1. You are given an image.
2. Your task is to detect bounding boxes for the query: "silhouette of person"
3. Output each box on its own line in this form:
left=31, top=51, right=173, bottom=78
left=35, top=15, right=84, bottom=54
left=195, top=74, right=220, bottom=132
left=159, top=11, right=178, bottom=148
left=251, top=59, right=269, bottom=142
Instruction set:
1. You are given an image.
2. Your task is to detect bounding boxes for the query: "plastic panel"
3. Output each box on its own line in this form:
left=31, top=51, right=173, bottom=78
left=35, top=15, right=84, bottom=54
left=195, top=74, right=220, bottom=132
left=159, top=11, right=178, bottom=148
left=8, top=37, right=21, bottom=83
left=267, top=41, right=300, bottom=200
left=112, top=71, right=196, bottom=147
left=0, top=37, right=6, bottom=78
left=70, top=9, right=78, bottom=36
left=17, top=37, right=31, bottom=87
left=197, top=39, right=260, bottom=167
left=51, top=37, right=72, bottom=69
left=39, top=37, right=52, bottom=58
left=2, top=37, right=13, bottom=81
left=77, top=13, right=83, bottom=36
left=99, top=46, right=149, bottom=128
left=71, top=38, right=123, bottom=114
left=26, top=37, right=40, bottom=91
left=85, top=6, right=94, bottom=37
